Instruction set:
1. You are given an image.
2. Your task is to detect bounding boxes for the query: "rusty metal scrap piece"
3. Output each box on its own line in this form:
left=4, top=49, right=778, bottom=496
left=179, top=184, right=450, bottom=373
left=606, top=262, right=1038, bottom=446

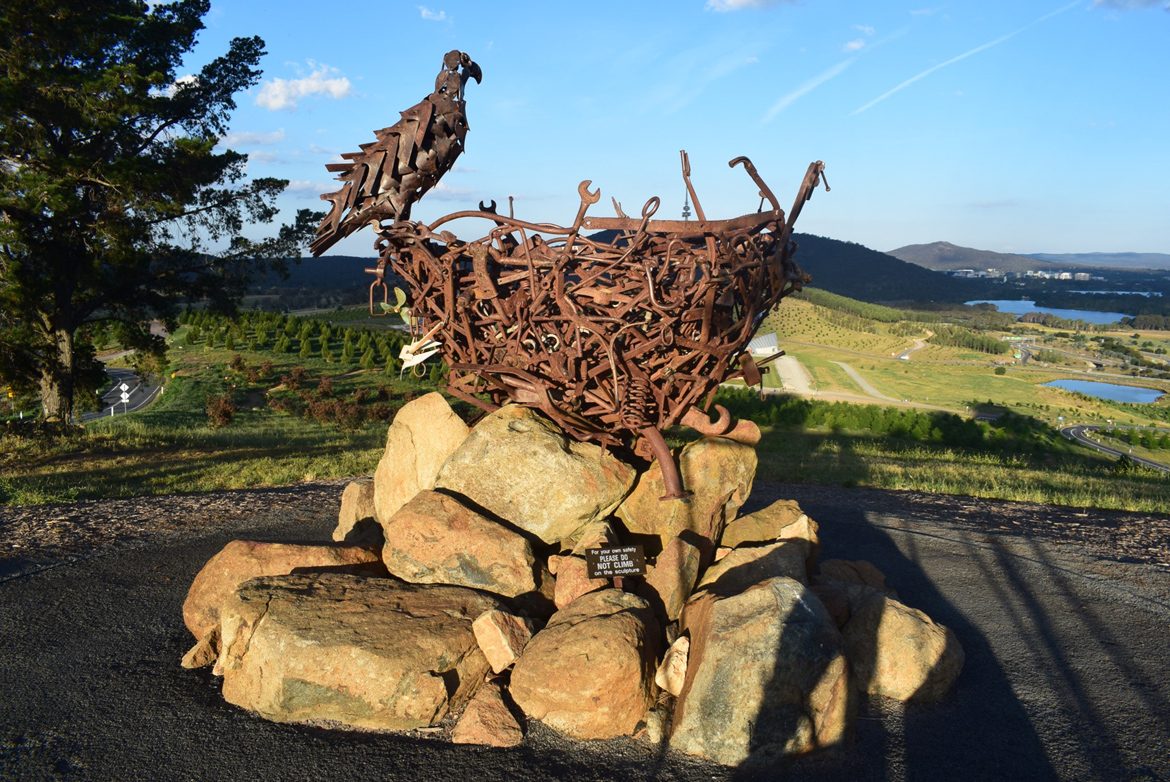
left=367, top=154, right=827, bottom=498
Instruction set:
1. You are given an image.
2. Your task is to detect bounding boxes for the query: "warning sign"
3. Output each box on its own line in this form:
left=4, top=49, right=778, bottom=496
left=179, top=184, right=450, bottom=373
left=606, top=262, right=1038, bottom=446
left=585, top=545, right=647, bottom=579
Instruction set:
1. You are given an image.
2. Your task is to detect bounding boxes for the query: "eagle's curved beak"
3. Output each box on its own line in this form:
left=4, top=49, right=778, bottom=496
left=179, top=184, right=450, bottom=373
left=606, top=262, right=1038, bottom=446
left=466, top=60, right=482, bottom=84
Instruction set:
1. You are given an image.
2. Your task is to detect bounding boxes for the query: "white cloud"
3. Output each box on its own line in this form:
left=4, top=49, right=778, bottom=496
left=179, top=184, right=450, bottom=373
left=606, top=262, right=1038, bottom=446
left=219, top=129, right=286, bottom=147
left=309, top=143, right=343, bottom=161
left=844, top=39, right=866, bottom=52
left=1093, top=0, right=1169, bottom=8
left=246, top=151, right=280, bottom=164
left=427, top=182, right=477, bottom=200
left=763, top=59, right=856, bottom=123
left=745, top=56, right=760, bottom=63
left=418, top=6, right=447, bottom=20
left=853, top=24, right=876, bottom=35
left=285, top=180, right=332, bottom=200
left=162, top=73, right=199, bottom=97
left=706, top=0, right=795, bottom=11
left=256, top=64, right=352, bottom=111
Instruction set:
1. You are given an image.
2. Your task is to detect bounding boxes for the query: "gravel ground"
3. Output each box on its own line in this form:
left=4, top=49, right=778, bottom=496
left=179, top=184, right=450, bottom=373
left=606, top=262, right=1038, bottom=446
left=2, top=481, right=1169, bottom=781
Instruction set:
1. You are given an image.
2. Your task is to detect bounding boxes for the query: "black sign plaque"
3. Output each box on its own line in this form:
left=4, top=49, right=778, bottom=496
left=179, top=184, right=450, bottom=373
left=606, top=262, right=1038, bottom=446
left=585, top=545, right=647, bottom=579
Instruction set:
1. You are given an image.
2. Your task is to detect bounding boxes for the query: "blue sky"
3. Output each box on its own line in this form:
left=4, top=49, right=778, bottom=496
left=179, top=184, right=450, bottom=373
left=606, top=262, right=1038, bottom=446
left=187, top=0, right=1169, bottom=257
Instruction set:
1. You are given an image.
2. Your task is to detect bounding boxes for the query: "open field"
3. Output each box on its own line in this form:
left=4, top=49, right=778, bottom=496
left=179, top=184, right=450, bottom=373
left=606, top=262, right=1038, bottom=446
left=4, top=299, right=1168, bottom=512
left=758, top=297, right=1170, bottom=431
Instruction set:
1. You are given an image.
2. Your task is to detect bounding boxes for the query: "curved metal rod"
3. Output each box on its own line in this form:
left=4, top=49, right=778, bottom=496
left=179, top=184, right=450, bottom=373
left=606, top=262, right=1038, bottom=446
left=640, top=426, right=692, bottom=501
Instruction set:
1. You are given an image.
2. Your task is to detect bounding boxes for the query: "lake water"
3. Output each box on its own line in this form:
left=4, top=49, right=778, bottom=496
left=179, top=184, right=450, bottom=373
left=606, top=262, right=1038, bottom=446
left=1042, top=378, right=1165, bottom=404
left=965, top=300, right=1132, bottom=325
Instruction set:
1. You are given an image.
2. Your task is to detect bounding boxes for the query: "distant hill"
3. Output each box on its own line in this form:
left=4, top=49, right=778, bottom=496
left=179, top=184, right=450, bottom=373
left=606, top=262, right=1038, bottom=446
left=248, top=255, right=380, bottom=292
left=1026, top=252, right=1170, bottom=271
left=887, top=241, right=1067, bottom=273
left=792, top=234, right=985, bottom=305
left=256, top=239, right=983, bottom=309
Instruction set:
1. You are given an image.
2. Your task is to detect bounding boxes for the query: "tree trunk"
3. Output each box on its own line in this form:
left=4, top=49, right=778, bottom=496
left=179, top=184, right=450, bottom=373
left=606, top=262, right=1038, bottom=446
left=38, top=327, right=75, bottom=424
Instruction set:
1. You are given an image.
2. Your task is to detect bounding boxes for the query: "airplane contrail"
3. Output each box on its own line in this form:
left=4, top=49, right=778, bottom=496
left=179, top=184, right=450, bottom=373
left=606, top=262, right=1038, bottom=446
left=851, top=0, right=1082, bottom=116
left=764, top=59, right=856, bottom=124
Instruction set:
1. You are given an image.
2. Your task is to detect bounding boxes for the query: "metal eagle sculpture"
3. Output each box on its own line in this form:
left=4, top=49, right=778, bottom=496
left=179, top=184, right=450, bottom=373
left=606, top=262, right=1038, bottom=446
left=310, top=50, right=482, bottom=256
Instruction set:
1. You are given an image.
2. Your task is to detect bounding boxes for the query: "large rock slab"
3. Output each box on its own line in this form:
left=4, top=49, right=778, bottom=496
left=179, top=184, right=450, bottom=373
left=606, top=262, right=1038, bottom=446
left=841, top=586, right=964, bottom=702
left=436, top=406, right=635, bottom=544
left=617, top=436, right=756, bottom=558
left=695, top=540, right=808, bottom=596
left=216, top=574, right=499, bottom=731
left=655, top=635, right=690, bottom=697
left=548, top=554, right=608, bottom=609
left=642, top=536, right=702, bottom=621
left=183, top=540, right=385, bottom=642
left=451, top=679, right=524, bottom=747
left=815, top=559, right=898, bottom=598
left=509, top=589, right=660, bottom=740
left=671, top=577, right=852, bottom=765
left=721, top=499, right=819, bottom=568
left=373, top=392, right=469, bottom=525
left=473, top=610, right=535, bottom=674
left=382, top=490, right=538, bottom=598
left=333, top=477, right=381, bottom=545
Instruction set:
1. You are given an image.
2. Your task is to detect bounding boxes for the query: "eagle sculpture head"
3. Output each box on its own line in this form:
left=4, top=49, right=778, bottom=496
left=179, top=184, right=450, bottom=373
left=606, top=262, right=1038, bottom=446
left=436, top=50, right=482, bottom=102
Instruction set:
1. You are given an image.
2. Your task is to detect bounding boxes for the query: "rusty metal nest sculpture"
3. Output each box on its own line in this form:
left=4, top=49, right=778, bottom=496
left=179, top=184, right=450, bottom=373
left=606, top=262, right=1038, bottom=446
left=365, top=152, right=828, bottom=499
left=312, top=50, right=829, bottom=499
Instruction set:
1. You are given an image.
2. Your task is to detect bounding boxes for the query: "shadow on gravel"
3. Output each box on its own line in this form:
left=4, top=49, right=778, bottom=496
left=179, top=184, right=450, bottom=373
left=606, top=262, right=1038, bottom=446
left=725, top=488, right=1062, bottom=782
left=4, top=486, right=1168, bottom=781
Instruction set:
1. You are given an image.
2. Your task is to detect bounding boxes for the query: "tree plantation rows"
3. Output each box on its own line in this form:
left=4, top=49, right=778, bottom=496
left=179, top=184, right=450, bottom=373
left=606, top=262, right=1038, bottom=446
left=171, top=310, right=449, bottom=432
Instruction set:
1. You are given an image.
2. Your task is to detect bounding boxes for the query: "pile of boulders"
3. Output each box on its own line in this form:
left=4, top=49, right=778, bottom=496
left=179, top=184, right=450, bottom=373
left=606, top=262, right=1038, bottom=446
left=181, top=393, right=963, bottom=766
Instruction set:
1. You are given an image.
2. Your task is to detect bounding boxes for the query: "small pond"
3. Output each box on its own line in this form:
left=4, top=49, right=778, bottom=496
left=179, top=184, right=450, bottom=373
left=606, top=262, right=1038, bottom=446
left=1042, top=378, right=1166, bottom=404
left=965, top=300, right=1132, bottom=325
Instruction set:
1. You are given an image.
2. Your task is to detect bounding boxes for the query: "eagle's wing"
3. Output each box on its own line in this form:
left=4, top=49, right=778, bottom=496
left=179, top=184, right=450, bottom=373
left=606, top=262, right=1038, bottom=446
left=310, top=51, right=480, bottom=257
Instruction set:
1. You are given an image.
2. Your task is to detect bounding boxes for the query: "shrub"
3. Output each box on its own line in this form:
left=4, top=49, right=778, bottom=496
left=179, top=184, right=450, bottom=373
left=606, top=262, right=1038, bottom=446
left=318, top=376, right=334, bottom=398
left=994, top=366, right=1006, bottom=375
left=205, top=393, right=237, bottom=429
left=282, top=366, right=308, bottom=390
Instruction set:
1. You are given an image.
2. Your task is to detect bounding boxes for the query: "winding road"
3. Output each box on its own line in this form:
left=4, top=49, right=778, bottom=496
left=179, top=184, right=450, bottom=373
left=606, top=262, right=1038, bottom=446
left=1061, top=424, right=1170, bottom=474
left=80, top=366, right=162, bottom=422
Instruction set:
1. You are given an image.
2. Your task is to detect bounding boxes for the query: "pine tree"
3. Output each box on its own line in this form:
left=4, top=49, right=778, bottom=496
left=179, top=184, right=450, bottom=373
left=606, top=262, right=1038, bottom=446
left=0, top=1, right=318, bottom=423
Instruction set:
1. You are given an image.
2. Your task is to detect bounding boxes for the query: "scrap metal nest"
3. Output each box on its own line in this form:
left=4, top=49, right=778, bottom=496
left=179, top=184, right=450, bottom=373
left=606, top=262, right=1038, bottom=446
left=366, top=153, right=827, bottom=498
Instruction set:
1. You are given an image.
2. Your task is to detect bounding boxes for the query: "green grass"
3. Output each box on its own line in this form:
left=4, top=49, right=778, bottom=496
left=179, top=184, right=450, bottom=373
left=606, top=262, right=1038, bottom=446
left=752, top=427, right=1168, bottom=513
left=0, top=319, right=445, bottom=505
left=4, top=306, right=1169, bottom=514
